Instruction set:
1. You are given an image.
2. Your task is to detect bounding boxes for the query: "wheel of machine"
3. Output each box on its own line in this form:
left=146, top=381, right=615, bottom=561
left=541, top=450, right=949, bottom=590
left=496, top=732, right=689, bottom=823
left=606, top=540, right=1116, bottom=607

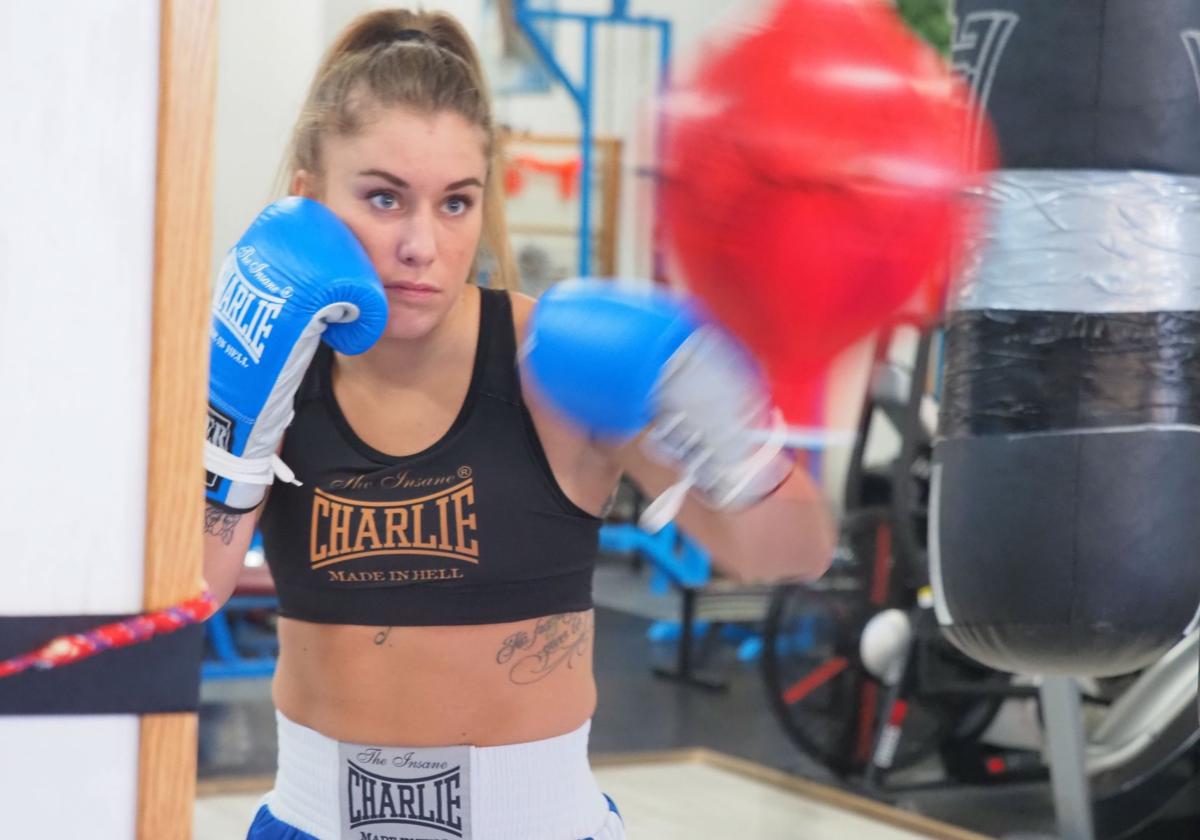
left=762, top=582, right=875, bottom=775
left=761, top=509, right=1006, bottom=780
left=763, top=582, right=964, bottom=776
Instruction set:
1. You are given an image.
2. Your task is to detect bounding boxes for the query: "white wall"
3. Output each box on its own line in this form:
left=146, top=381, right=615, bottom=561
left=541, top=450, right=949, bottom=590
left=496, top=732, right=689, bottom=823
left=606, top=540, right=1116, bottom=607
left=211, top=0, right=325, bottom=274
left=0, top=0, right=160, bottom=834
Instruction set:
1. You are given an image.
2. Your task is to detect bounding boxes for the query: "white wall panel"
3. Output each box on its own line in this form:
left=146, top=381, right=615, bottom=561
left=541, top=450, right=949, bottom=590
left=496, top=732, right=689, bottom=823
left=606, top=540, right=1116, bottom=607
left=0, top=716, right=141, bottom=834
left=0, top=0, right=159, bottom=835
left=0, top=0, right=158, bottom=614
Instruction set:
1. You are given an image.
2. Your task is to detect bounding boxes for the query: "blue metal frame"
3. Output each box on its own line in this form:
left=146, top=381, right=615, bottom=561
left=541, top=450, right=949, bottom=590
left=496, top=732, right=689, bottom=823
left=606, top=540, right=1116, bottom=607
left=201, top=595, right=279, bottom=680
left=599, top=521, right=710, bottom=591
left=512, top=0, right=673, bottom=277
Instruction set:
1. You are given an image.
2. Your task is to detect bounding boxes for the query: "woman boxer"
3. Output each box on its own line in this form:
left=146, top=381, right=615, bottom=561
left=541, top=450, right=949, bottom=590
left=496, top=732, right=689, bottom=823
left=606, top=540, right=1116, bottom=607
left=202, top=9, right=833, bottom=839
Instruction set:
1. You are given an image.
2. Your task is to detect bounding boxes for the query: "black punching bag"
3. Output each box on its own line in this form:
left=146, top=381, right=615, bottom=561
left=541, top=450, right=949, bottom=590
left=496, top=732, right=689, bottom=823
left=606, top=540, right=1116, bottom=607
left=931, top=0, right=1200, bottom=676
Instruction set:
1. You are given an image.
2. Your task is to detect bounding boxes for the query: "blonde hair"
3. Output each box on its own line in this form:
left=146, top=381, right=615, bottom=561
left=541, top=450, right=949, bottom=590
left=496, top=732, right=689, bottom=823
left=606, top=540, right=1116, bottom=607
left=284, top=9, right=517, bottom=290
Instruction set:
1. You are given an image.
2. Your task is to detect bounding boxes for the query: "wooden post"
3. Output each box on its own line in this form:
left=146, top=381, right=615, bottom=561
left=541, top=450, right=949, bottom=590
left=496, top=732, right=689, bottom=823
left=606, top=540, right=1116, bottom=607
left=598, top=138, right=622, bottom=277
left=138, top=0, right=218, bottom=836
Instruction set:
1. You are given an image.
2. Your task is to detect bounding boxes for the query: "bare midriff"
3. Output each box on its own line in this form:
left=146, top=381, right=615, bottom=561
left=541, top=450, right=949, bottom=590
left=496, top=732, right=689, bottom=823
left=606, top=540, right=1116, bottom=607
left=272, top=610, right=596, bottom=747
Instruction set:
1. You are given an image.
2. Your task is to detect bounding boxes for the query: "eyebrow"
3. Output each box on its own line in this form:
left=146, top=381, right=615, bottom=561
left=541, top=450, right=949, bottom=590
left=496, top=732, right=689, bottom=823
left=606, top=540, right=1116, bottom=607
left=358, top=169, right=484, bottom=191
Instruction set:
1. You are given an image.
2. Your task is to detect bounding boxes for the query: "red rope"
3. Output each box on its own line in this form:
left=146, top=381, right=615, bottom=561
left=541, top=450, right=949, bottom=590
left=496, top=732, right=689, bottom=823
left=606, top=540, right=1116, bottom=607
left=0, top=592, right=217, bottom=679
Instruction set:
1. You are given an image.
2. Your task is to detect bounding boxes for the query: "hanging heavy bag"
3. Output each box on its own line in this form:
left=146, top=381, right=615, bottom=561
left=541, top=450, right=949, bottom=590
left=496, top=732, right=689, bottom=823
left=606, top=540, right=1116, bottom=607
left=932, top=0, right=1200, bottom=677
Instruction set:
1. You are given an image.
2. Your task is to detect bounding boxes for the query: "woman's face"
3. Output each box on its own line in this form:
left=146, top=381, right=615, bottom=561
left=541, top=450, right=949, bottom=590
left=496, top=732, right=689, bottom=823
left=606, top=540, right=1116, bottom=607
left=295, top=105, right=488, bottom=342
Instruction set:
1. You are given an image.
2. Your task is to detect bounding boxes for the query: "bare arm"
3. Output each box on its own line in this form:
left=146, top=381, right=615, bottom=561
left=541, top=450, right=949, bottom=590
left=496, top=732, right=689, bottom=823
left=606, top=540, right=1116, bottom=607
left=604, top=437, right=834, bottom=584
left=202, top=503, right=262, bottom=607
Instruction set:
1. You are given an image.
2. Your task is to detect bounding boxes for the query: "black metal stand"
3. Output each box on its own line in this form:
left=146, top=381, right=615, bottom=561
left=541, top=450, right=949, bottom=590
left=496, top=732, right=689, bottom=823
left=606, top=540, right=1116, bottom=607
left=653, top=587, right=730, bottom=692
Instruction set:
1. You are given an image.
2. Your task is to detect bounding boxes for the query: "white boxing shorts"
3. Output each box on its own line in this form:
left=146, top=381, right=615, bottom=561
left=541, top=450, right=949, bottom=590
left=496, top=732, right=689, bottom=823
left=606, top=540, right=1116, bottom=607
left=245, top=711, right=624, bottom=840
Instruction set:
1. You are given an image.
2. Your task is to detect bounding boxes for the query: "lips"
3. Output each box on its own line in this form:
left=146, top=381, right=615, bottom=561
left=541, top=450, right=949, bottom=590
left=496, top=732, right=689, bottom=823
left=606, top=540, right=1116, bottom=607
left=384, top=282, right=440, bottom=297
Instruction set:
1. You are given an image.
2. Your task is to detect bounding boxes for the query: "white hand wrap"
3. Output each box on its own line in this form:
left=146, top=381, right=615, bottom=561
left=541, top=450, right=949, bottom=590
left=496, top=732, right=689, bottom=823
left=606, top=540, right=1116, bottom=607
left=639, top=326, right=794, bottom=532
left=204, top=441, right=302, bottom=488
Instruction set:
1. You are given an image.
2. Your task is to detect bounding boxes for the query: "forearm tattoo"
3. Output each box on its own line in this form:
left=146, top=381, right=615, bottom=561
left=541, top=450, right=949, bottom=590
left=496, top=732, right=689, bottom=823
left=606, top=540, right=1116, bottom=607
left=203, top=504, right=242, bottom=546
left=495, top=612, right=592, bottom=685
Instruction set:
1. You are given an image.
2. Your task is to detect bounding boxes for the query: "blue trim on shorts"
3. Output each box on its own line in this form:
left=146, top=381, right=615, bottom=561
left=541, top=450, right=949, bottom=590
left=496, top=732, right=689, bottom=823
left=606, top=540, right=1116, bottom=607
left=603, top=793, right=621, bottom=818
left=246, top=804, right=318, bottom=840
left=579, top=794, right=622, bottom=839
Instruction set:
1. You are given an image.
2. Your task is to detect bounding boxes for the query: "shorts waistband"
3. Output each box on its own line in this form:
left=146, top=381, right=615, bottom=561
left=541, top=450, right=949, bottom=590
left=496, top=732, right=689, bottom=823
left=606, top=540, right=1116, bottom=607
left=267, top=710, right=608, bottom=840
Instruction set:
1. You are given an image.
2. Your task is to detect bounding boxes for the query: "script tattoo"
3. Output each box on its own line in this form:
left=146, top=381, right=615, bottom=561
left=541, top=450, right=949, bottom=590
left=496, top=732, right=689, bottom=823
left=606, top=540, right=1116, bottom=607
left=495, top=612, right=592, bottom=685
left=374, top=627, right=392, bottom=646
left=203, top=505, right=242, bottom=546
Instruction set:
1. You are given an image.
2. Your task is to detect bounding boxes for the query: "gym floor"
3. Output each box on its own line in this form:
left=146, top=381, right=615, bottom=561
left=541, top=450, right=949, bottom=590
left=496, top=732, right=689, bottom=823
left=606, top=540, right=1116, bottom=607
left=196, top=554, right=1200, bottom=838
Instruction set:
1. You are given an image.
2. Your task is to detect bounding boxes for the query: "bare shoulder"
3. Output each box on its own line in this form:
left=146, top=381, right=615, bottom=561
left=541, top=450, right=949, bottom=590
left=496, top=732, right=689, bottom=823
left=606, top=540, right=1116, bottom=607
left=507, top=289, right=536, bottom=335
left=506, top=289, right=620, bottom=514
left=506, top=288, right=562, bottom=434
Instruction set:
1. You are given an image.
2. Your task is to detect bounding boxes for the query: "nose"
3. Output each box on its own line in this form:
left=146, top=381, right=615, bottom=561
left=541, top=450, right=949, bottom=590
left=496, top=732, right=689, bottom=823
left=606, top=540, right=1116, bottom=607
left=396, top=207, right=436, bottom=268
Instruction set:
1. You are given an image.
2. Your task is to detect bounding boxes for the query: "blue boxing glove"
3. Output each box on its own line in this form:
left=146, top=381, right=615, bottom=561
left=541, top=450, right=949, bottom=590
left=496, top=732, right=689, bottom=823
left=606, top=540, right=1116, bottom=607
left=205, top=197, right=388, bottom=511
left=523, top=279, right=792, bottom=531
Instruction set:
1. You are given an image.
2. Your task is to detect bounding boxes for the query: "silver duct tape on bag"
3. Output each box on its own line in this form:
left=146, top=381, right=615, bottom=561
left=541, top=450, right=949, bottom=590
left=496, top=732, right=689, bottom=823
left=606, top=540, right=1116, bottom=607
left=952, top=169, right=1200, bottom=312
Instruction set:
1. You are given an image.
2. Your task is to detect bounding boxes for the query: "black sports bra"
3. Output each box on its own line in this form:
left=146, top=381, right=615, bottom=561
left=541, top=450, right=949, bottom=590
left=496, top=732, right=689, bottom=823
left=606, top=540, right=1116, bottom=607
left=258, top=288, right=601, bottom=626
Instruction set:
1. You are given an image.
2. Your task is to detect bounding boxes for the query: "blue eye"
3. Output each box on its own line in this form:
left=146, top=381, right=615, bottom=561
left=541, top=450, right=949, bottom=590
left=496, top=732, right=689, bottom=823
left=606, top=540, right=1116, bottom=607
left=443, top=195, right=474, bottom=216
left=368, top=191, right=399, bottom=210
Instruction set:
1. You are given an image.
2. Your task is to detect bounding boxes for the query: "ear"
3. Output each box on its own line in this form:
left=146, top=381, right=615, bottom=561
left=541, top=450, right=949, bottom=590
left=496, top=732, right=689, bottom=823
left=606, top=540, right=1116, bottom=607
left=290, top=169, right=318, bottom=198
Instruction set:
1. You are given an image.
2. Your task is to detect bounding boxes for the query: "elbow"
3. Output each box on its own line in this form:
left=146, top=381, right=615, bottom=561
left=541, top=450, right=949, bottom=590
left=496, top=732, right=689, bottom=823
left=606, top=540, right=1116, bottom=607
left=799, top=503, right=837, bottom=580
left=797, top=527, right=835, bottom=581
left=202, top=566, right=240, bottom=610
left=202, top=545, right=247, bottom=609
left=710, top=495, right=836, bottom=585
left=736, top=524, right=833, bottom=585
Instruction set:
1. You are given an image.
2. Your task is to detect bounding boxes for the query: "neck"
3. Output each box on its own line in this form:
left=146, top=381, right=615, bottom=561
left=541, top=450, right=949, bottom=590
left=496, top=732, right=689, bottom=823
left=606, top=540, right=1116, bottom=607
left=337, top=285, right=479, bottom=388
